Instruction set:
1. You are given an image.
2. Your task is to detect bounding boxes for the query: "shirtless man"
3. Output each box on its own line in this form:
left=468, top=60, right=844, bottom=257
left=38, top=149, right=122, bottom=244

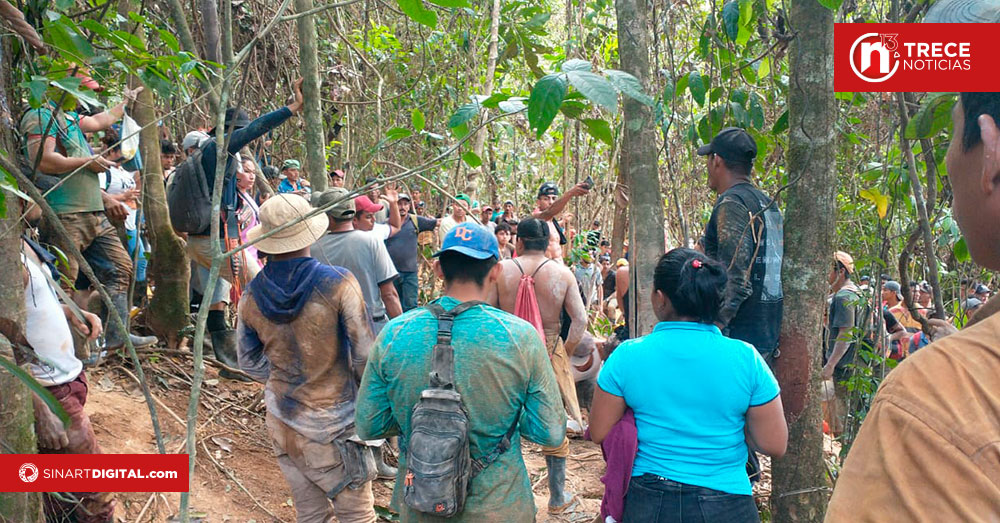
left=532, top=181, right=590, bottom=261
left=488, top=217, right=587, bottom=517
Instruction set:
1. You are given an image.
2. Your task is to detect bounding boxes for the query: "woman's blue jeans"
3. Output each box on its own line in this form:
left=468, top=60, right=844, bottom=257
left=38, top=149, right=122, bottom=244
left=623, top=474, right=759, bottom=523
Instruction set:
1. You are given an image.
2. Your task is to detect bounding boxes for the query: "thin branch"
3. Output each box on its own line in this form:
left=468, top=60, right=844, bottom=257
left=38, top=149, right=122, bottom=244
left=278, top=0, right=362, bottom=21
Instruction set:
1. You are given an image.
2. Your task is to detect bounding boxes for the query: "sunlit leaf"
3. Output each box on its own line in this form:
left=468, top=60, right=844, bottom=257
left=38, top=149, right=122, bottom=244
left=566, top=71, right=617, bottom=112
left=427, top=0, right=469, bottom=7
left=953, top=237, right=970, bottom=263
left=411, top=109, right=426, bottom=132
left=603, top=69, right=654, bottom=106
left=582, top=118, right=613, bottom=145
left=397, top=0, right=438, bottom=28
left=562, top=59, right=592, bottom=72
left=859, top=187, right=889, bottom=219
left=462, top=151, right=482, bottom=168
left=385, top=127, right=413, bottom=141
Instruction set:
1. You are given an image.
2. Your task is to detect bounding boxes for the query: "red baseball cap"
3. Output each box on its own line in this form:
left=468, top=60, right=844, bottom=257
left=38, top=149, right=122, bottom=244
left=354, top=195, right=384, bottom=213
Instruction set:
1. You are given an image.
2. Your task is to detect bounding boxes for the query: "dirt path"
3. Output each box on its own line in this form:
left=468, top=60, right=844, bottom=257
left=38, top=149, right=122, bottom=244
left=85, top=359, right=605, bottom=522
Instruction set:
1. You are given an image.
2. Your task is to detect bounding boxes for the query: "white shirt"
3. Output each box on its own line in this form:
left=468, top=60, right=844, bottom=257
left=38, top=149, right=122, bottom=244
left=372, top=222, right=392, bottom=241
left=99, top=166, right=138, bottom=230
left=23, top=253, right=82, bottom=387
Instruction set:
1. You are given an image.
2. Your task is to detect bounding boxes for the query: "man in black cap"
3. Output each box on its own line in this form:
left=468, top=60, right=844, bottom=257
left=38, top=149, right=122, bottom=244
left=186, top=78, right=304, bottom=381
left=698, top=127, right=784, bottom=367
left=532, top=181, right=590, bottom=261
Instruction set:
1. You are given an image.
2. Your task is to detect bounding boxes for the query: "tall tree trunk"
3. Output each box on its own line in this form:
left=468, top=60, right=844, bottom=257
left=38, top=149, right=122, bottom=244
left=615, top=0, right=662, bottom=336
left=468, top=0, right=500, bottom=198
left=610, top=164, right=628, bottom=261
left=296, top=0, right=327, bottom=192
left=0, top=36, right=42, bottom=519
left=771, top=0, right=836, bottom=519
left=200, top=0, right=221, bottom=64
left=129, top=14, right=191, bottom=348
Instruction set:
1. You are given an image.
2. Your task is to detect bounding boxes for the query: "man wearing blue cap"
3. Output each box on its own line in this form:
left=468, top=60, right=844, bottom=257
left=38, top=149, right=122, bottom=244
left=356, top=223, right=566, bottom=522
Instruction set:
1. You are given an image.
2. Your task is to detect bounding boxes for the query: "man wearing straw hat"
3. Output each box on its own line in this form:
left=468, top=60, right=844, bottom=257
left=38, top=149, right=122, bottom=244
left=237, top=193, right=377, bottom=523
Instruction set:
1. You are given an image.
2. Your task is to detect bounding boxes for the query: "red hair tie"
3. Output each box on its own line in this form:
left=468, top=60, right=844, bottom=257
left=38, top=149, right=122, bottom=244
left=692, top=259, right=703, bottom=269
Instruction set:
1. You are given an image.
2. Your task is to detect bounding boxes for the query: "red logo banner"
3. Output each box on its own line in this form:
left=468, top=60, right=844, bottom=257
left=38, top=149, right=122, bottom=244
left=0, top=454, right=189, bottom=492
left=834, top=23, right=1000, bottom=92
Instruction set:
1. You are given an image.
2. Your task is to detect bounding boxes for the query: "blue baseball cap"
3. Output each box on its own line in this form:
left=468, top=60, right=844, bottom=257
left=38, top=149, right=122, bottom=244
left=434, top=223, right=501, bottom=260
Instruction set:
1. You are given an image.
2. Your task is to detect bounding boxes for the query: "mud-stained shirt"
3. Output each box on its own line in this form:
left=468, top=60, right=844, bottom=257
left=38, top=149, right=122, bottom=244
left=356, top=297, right=566, bottom=522
left=237, top=257, right=375, bottom=443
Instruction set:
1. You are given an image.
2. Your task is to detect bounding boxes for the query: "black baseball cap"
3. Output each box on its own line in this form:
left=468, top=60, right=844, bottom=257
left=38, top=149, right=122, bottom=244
left=538, top=182, right=560, bottom=198
left=925, top=0, right=1000, bottom=22
left=696, top=127, right=757, bottom=164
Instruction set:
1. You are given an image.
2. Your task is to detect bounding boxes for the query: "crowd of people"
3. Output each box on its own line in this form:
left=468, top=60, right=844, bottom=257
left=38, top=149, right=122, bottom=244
left=10, top=45, right=1000, bottom=523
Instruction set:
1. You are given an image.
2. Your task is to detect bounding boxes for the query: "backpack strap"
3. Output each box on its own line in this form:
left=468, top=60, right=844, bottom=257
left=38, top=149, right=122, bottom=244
left=529, top=258, right=552, bottom=278
left=425, top=300, right=488, bottom=389
left=512, top=258, right=525, bottom=275
left=471, top=408, right=521, bottom=478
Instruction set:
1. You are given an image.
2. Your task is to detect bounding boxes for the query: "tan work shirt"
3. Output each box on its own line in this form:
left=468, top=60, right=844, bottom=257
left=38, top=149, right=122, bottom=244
left=826, top=302, right=1000, bottom=521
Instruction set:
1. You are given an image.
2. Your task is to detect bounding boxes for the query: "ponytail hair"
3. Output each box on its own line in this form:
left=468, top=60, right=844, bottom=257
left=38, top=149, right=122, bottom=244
left=653, top=248, right=728, bottom=324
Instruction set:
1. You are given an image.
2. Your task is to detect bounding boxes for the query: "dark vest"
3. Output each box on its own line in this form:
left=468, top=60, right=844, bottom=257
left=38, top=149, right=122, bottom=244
left=703, top=183, right=784, bottom=353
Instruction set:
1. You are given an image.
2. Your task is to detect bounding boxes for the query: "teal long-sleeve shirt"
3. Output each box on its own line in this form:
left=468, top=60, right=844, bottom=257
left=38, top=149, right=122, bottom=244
left=355, top=297, right=566, bottom=522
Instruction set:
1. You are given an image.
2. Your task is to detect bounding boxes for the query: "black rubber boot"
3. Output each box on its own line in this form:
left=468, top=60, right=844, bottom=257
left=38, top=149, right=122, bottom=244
left=210, top=329, right=251, bottom=382
left=546, top=455, right=573, bottom=511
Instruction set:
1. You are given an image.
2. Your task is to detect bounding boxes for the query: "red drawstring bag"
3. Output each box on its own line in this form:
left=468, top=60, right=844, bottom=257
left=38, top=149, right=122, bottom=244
left=513, top=259, right=550, bottom=345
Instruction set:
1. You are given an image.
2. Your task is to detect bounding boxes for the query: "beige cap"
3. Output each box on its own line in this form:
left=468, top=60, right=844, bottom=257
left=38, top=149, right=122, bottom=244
left=834, top=251, right=855, bottom=275
left=247, top=194, right=329, bottom=254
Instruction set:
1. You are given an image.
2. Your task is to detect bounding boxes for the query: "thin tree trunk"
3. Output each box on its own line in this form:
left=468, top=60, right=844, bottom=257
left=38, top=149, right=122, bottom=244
left=200, top=0, right=221, bottom=64
left=129, top=14, right=191, bottom=348
left=610, top=164, right=628, bottom=261
left=164, top=0, right=219, bottom=110
left=771, top=0, right=836, bottom=519
left=296, top=0, right=327, bottom=192
left=615, top=0, right=662, bottom=336
left=896, top=95, right=945, bottom=320
left=468, top=0, right=500, bottom=197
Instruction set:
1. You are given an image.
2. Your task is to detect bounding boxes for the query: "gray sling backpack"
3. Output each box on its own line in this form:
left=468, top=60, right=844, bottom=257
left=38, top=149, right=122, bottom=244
left=403, top=301, right=521, bottom=518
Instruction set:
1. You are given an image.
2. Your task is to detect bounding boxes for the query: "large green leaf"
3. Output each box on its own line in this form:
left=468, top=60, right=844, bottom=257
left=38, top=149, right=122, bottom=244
left=582, top=119, right=613, bottom=145
left=397, top=0, right=438, bottom=28
left=722, top=1, right=740, bottom=41
left=448, top=102, right=481, bottom=128
left=688, top=71, right=706, bottom=107
left=904, top=93, right=956, bottom=139
left=45, top=19, right=94, bottom=61
left=411, top=109, right=426, bottom=132
left=566, top=71, right=617, bottom=113
left=462, top=151, right=482, bottom=168
left=385, top=127, right=413, bottom=141
left=480, top=93, right=511, bottom=108
left=603, top=69, right=654, bottom=106
left=772, top=110, right=789, bottom=134
left=818, top=0, right=844, bottom=9
left=953, top=236, right=970, bottom=263
left=528, top=74, right=568, bottom=138
left=0, top=355, right=70, bottom=428
left=427, top=0, right=469, bottom=7
left=51, top=76, right=103, bottom=109
left=561, top=59, right=592, bottom=72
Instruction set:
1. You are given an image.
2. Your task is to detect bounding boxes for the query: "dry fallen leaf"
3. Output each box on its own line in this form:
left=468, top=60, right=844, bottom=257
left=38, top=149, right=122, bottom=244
left=211, top=436, right=234, bottom=453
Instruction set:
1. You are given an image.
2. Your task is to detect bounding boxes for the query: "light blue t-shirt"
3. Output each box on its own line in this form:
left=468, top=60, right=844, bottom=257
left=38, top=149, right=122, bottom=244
left=597, top=321, right=780, bottom=495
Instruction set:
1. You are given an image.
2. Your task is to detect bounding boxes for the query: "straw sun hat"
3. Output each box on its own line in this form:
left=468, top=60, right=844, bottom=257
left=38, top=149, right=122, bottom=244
left=247, top=194, right=328, bottom=254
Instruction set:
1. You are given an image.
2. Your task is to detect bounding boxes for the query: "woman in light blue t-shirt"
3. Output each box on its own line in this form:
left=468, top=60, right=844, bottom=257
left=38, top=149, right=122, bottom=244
left=590, top=248, right=787, bottom=523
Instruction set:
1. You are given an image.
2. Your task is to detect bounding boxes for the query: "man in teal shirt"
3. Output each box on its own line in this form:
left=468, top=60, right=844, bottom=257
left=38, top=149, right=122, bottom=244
left=356, top=223, right=566, bottom=522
